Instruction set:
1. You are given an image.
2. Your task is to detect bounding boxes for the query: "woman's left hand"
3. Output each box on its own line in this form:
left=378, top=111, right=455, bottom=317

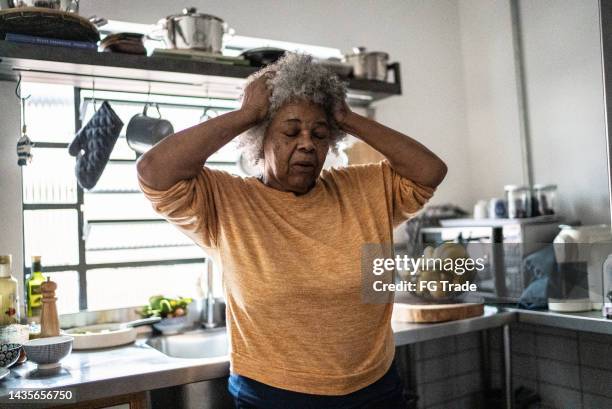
left=333, top=99, right=352, bottom=130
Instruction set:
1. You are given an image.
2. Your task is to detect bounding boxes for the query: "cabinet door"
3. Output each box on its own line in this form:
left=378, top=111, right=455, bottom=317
left=53, top=391, right=148, bottom=409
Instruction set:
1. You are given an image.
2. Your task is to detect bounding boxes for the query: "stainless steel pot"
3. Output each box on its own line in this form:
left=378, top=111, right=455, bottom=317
left=344, top=47, right=390, bottom=81
left=151, top=7, right=227, bottom=53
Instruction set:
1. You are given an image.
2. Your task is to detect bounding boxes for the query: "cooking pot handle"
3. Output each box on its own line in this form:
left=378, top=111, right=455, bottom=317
left=387, top=62, right=401, bottom=86
left=142, top=103, right=163, bottom=118
left=223, top=22, right=236, bottom=36
left=146, top=18, right=168, bottom=42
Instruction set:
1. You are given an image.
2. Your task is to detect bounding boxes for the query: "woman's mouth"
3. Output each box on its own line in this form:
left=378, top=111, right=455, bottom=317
left=291, top=161, right=316, bottom=172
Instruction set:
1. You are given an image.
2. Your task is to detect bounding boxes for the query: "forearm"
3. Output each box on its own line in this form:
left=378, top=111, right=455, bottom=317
left=137, top=108, right=256, bottom=190
left=341, top=112, right=447, bottom=188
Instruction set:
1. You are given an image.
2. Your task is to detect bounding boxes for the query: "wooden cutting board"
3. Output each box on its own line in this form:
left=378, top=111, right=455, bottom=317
left=392, top=302, right=484, bottom=323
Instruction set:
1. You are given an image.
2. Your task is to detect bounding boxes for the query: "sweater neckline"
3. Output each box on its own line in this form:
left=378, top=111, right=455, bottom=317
left=250, top=176, right=323, bottom=200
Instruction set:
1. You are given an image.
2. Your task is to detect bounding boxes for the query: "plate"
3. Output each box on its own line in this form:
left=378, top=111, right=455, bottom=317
left=0, top=367, right=9, bottom=381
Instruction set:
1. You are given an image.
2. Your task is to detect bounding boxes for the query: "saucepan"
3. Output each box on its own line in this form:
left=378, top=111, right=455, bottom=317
left=344, top=46, right=391, bottom=81
left=148, top=7, right=230, bottom=53
left=63, top=316, right=161, bottom=350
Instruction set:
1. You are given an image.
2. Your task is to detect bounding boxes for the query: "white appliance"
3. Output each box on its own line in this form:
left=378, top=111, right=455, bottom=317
left=550, top=224, right=612, bottom=312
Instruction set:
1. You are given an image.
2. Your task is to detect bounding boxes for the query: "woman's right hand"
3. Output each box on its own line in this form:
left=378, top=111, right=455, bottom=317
left=240, top=72, right=273, bottom=123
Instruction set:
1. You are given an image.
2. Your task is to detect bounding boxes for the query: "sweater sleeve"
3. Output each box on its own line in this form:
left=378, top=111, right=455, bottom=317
left=137, top=167, right=219, bottom=249
left=379, top=160, right=435, bottom=226
left=339, top=160, right=434, bottom=227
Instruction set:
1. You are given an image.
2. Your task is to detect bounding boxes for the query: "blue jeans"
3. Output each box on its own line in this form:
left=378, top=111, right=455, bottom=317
left=228, top=361, right=408, bottom=409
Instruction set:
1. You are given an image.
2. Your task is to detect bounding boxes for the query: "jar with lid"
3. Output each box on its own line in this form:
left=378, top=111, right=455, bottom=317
left=505, top=185, right=531, bottom=218
left=533, top=184, right=557, bottom=216
left=0, top=255, right=20, bottom=325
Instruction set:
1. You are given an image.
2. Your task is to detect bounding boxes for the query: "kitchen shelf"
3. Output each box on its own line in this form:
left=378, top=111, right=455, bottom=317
left=0, top=41, right=401, bottom=106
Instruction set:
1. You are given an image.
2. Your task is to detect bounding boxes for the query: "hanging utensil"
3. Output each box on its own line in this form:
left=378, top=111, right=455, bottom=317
left=15, top=75, right=33, bottom=167
left=126, top=103, right=174, bottom=155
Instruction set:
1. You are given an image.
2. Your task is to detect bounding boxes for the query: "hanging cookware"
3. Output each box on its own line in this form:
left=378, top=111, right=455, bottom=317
left=149, top=7, right=227, bottom=53
left=126, top=103, right=174, bottom=155
left=68, top=100, right=124, bottom=190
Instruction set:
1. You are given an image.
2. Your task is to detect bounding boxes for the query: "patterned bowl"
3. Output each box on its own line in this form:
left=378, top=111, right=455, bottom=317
left=23, top=335, right=73, bottom=369
left=0, top=343, right=22, bottom=368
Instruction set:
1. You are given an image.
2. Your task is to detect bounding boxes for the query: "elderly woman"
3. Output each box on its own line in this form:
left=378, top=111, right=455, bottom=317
left=137, top=53, right=446, bottom=408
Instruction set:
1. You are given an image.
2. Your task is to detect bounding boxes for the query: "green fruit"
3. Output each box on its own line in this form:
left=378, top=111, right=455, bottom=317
left=148, top=295, right=165, bottom=310
left=159, top=299, right=173, bottom=315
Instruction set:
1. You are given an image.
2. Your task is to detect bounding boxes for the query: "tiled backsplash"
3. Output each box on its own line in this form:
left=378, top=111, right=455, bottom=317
left=401, top=323, right=612, bottom=409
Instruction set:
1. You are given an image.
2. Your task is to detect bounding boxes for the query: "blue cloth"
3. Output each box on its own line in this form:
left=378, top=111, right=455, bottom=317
left=228, top=360, right=408, bottom=409
left=518, top=244, right=557, bottom=310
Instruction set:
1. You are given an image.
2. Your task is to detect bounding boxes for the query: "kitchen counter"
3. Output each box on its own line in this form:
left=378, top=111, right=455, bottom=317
left=0, top=305, right=608, bottom=407
left=508, top=307, right=612, bottom=335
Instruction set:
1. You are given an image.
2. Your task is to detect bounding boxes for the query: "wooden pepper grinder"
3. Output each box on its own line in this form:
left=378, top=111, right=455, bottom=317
left=40, top=277, right=60, bottom=337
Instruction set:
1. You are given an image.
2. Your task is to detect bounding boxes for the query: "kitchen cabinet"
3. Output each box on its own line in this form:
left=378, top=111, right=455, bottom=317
left=52, top=391, right=147, bottom=409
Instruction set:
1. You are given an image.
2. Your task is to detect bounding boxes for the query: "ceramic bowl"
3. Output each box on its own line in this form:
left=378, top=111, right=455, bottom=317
left=23, top=335, right=73, bottom=369
left=0, top=343, right=22, bottom=368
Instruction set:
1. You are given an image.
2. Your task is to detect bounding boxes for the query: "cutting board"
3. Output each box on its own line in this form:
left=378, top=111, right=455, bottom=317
left=392, top=302, right=484, bottom=323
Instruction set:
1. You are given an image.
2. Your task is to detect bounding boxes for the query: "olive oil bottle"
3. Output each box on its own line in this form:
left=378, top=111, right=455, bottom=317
left=26, top=256, right=45, bottom=318
left=0, top=255, right=20, bottom=325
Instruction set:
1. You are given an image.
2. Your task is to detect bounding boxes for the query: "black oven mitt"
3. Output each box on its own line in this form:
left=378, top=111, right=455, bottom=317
left=68, top=101, right=124, bottom=190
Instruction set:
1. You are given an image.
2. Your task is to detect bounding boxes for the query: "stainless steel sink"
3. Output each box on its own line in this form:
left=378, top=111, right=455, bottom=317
left=146, top=327, right=234, bottom=409
left=146, top=327, right=228, bottom=359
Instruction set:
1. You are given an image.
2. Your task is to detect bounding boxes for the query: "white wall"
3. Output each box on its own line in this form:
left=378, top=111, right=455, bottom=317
left=458, top=0, right=524, bottom=204
left=458, top=0, right=609, bottom=224
left=520, top=0, right=608, bottom=224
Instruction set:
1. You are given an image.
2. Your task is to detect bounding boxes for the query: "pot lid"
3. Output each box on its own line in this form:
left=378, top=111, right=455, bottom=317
left=166, top=7, right=224, bottom=22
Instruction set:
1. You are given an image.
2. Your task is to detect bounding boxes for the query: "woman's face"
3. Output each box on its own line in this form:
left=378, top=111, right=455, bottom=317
left=262, top=100, right=331, bottom=194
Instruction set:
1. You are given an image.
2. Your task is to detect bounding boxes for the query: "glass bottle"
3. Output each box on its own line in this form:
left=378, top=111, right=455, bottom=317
left=26, top=256, right=45, bottom=318
left=0, top=255, right=20, bottom=325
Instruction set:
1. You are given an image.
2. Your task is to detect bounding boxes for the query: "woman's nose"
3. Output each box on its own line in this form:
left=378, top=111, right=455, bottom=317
left=296, top=131, right=315, bottom=151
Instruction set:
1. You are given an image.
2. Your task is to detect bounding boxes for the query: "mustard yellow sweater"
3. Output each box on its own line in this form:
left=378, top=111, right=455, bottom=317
left=138, top=160, right=433, bottom=395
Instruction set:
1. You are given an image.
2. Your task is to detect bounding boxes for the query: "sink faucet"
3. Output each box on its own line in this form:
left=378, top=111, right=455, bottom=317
left=203, top=258, right=218, bottom=329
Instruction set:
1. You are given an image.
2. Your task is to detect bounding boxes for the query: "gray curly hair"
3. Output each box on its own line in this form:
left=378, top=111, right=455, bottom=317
left=236, top=52, right=348, bottom=166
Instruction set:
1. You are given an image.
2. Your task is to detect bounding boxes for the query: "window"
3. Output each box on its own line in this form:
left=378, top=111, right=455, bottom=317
left=21, top=83, right=236, bottom=314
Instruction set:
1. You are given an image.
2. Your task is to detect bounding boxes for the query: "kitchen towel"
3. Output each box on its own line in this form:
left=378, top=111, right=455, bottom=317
left=68, top=101, right=123, bottom=190
left=518, top=244, right=556, bottom=310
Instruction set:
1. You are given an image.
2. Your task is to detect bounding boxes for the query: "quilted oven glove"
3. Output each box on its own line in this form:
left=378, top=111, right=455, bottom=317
left=68, top=101, right=124, bottom=190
